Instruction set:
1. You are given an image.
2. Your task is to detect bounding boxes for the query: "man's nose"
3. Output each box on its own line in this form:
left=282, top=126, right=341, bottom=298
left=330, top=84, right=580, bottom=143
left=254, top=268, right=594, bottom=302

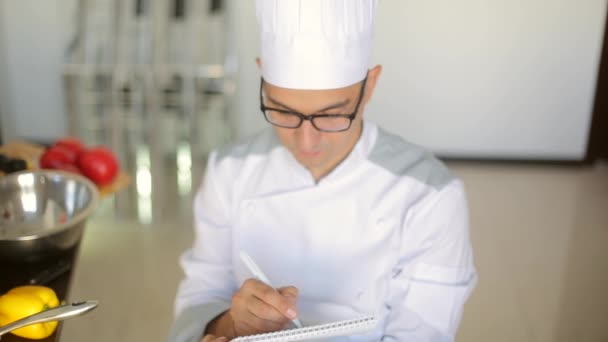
left=296, top=120, right=321, bottom=150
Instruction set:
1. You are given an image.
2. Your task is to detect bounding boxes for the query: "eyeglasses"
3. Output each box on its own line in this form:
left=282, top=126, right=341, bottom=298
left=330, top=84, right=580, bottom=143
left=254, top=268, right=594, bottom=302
left=259, top=76, right=367, bottom=133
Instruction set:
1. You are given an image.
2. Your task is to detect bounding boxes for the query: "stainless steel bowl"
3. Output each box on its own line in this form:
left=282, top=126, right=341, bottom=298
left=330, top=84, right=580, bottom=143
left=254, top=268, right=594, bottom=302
left=0, top=170, right=99, bottom=262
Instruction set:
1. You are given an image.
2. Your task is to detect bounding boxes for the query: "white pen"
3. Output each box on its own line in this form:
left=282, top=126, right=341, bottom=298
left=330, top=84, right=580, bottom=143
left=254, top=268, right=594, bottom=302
left=239, top=251, right=304, bottom=328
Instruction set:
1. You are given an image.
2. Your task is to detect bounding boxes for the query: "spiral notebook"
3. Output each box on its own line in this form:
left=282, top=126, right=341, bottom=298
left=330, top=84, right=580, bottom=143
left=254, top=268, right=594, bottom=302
left=231, top=315, right=377, bottom=342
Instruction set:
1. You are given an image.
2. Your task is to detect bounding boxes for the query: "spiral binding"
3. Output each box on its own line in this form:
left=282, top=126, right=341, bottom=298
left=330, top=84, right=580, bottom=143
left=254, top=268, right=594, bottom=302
left=231, top=315, right=377, bottom=342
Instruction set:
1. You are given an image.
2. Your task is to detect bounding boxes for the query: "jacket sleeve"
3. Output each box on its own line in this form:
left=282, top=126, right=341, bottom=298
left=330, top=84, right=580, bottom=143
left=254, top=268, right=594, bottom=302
left=168, top=152, right=237, bottom=342
left=382, top=180, right=477, bottom=342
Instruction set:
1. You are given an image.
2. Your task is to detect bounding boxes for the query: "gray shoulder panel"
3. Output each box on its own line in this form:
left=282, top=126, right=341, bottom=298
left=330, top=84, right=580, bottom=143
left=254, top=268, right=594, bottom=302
left=215, top=127, right=281, bottom=163
left=368, top=127, right=455, bottom=190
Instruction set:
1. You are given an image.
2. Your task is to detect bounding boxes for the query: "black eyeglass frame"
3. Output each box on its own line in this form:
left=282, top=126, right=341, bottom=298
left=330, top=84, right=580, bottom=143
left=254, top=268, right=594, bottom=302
left=259, top=76, right=368, bottom=133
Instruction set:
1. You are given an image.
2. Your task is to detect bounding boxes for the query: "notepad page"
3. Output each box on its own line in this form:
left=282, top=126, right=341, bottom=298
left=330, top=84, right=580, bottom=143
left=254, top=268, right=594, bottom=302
left=231, top=315, right=377, bottom=342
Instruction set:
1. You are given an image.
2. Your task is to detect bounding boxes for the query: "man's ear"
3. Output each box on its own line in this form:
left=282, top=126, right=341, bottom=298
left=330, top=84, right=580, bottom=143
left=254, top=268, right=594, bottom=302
left=256, top=57, right=262, bottom=70
left=364, top=65, right=382, bottom=105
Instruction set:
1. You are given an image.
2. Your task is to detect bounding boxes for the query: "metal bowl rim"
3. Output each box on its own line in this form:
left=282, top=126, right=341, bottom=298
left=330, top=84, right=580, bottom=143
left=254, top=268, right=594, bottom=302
left=0, top=169, right=100, bottom=241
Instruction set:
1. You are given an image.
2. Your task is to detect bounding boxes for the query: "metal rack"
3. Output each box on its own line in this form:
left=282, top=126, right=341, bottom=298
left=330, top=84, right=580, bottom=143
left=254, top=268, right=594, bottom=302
left=63, top=0, right=235, bottom=223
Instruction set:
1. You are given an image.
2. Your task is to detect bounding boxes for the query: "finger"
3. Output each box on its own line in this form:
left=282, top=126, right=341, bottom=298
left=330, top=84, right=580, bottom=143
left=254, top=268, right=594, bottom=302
left=247, top=295, right=291, bottom=323
left=278, top=286, right=299, bottom=304
left=242, top=278, right=270, bottom=293
left=201, top=334, right=216, bottom=342
left=235, top=313, right=283, bottom=335
left=201, top=334, right=228, bottom=342
left=244, top=279, right=298, bottom=320
left=278, top=286, right=298, bottom=297
left=243, top=305, right=286, bottom=332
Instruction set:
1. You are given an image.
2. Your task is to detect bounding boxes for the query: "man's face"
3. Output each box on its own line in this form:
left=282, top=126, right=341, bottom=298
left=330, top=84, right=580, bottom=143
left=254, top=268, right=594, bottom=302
left=262, top=71, right=379, bottom=180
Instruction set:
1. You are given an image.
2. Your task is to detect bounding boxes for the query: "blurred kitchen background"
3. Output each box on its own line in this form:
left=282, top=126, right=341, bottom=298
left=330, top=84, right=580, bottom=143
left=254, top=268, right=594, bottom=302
left=0, top=0, right=607, bottom=341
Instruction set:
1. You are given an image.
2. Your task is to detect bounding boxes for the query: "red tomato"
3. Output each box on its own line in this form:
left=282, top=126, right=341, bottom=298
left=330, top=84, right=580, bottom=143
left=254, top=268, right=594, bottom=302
left=55, top=145, right=80, bottom=164
left=78, top=147, right=119, bottom=186
left=53, top=163, right=83, bottom=175
left=39, top=147, right=73, bottom=169
left=54, top=137, right=85, bottom=155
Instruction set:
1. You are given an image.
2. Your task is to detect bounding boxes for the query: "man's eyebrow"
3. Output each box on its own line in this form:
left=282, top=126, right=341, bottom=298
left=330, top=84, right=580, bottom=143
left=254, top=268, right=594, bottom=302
left=266, top=95, right=350, bottom=113
left=316, top=99, right=350, bottom=113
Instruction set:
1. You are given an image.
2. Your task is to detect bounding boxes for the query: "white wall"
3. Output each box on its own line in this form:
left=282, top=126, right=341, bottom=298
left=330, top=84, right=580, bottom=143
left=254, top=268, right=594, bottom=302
left=368, top=0, right=607, bottom=160
left=1, top=1, right=605, bottom=159
left=225, top=0, right=264, bottom=139
left=0, top=0, right=76, bottom=142
left=0, top=2, right=11, bottom=142
left=229, top=0, right=607, bottom=160
left=0, top=1, right=15, bottom=142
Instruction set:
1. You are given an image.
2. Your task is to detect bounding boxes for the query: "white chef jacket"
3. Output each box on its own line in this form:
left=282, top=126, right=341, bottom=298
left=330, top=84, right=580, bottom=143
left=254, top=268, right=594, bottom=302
left=169, top=121, right=477, bottom=342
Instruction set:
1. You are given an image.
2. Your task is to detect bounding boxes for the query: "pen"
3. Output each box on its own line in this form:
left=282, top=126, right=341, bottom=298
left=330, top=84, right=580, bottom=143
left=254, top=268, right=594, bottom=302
left=239, top=251, right=304, bottom=328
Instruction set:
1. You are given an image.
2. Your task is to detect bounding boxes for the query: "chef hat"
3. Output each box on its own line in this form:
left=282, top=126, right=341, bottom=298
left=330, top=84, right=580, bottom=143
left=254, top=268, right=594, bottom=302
left=256, top=0, right=378, bottom=90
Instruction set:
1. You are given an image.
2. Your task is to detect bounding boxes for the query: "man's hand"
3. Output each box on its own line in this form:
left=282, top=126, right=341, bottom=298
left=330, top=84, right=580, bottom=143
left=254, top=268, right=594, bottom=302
left=206, top=279, right=300, bottom=338
left=201, top=334, right=228, bottom=342
left=230, top=279, right=299, bottom=336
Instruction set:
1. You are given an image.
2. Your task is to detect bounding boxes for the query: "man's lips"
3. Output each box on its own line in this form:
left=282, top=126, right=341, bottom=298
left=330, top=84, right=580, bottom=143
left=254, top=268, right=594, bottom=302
left=299, top=150, right=321, bottom=157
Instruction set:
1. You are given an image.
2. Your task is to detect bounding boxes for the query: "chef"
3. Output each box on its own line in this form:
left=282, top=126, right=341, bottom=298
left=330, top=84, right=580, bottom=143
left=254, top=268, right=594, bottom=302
left=169, top=1, right=477, bottom=341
